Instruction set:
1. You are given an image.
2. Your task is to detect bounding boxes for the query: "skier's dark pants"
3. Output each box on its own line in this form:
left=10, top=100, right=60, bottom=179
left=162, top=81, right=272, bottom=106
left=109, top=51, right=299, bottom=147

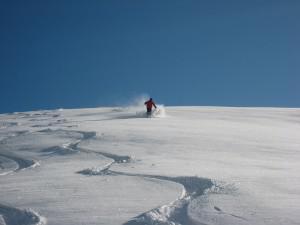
left=147, top=108, right=152, bottom=116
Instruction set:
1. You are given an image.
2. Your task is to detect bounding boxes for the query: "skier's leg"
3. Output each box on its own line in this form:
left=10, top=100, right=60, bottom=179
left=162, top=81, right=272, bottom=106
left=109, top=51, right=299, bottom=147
left=147, top=108, right=151, bottom=117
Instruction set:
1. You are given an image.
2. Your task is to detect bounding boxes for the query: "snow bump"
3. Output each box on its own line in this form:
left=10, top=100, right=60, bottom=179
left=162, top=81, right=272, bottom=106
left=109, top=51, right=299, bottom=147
left=0, top=204, right=46, bottom=225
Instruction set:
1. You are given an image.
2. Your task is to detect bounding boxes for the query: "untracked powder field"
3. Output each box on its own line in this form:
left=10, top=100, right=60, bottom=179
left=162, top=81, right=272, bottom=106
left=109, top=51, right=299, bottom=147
left=0, top=106, right=299, bottom=225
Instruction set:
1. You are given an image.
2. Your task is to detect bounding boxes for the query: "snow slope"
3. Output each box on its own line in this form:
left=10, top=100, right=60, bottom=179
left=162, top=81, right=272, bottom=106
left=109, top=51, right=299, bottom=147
left=0, top=106, right=299, bottom=225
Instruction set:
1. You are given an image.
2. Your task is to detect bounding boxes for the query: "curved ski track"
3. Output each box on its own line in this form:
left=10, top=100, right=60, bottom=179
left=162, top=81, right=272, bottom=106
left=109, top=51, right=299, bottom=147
left=0, top=204, right=46, bottom=225
left=74, top=131, right=215, bottom=225
left=0, top=125, right=235, bottom=225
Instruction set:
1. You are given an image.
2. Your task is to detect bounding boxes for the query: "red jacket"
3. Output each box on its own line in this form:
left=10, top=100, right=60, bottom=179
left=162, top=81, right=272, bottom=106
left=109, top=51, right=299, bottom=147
left=144, top=99, right=157, bottom=109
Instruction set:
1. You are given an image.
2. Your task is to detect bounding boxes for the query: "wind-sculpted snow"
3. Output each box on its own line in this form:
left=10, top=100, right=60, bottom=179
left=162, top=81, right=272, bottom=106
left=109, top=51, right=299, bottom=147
left=77, top=148, right=241, bottom=225
left=121, top=174, right=245, bottom=225
left=78, top=131, right=97, bottom=140
left=38, top=127, right=131, bottom=167
left=78, top=159, right=243, bottom=225
left=0, top=155, right=18, bottom=176
left=77, top=162, right=114, bottom=175
left=37, top=129, right=97, bottom=156
left=0, top=204, right=46, bottom=225
left=37, top=129, right=96, bottom=142
left=0, top=129, right=39, bottom=175
left=40, top=143, right=80, bottom=156
left=114, top=172, right=213, bottom=225
left=74, top=125, right=245, bottom=225
left=14, top=111, right=60, bottom=120
left=0, top=130, right=28, bottom=144
left=0, top=122, right=19, bottom=129
left=78, top=163, right=213, bottom=225
left=80, top=149, right=132, bottom=163
left=0, top=153, right=39, bottom=174
left=77, top=150, right=132, bottom=175
left=0, top=129, right=97, bottom=174
left=0, top=107, right=299, bottom=225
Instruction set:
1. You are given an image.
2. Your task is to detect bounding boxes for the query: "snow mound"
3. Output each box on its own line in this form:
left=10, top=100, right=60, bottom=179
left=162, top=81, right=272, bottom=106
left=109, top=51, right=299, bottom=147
left=0, top=156, right=18, bottom=176
left=0, top=122, right=19, bottom=129
left=1, top=106, right=299, bottom=225
left=122, top=174, right=213, bottom=225
left=77, top=163, right=113, bottom=176
left=0, top=153, right=39, bottom=173
left=0, top=204, right=46, bottom=225
left=40, top=144, right=79, bottom=155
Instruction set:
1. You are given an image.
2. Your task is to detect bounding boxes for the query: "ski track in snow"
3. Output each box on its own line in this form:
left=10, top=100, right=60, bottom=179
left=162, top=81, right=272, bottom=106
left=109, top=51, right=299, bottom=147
left=37, top=129, right=97, bottom=155
left=0, top=153, right=39, bottom=174
left=0, top=107, right=264, bottom=225
left=38, top=129, right=132, bottom=163
left=56, top=123, right=215, bottom=225
left=0, top=131, right=39, bottom=175
left=120, top=173, right=213, bottom=225
left=75, top=135, right=246, bottom=225
left=79, top=165, right=214, bottom=225
left=0, top=128, right=98, bottom=222
left=0, top=122, right=19, bottom=129
left=35, top=127, right=232, bottom=225
left=0, top=114, right=225, bottom=225
left=77, top=147, right=216, bottom=225
left=1, top=110, right=143, bottom=224
left=0, top=204, right=46, bottom=225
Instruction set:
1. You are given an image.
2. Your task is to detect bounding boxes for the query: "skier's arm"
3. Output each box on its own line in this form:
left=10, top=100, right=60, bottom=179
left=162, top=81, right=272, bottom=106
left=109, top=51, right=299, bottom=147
left=153, top=102, right=157, bottom=108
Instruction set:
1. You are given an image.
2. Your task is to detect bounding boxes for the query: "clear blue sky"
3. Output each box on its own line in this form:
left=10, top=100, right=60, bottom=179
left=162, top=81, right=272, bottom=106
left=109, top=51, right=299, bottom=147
left=0, top=0, right=299, bottom=113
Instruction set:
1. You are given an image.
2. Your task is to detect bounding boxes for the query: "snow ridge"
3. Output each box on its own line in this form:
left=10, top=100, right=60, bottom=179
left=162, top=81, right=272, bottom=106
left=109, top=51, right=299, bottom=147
left=76, top=151, right=131, bottom=175
left=0, top=131, right=36, bottom=175
left=0, top=204, right=46, bottom=225
left=40, top=142, right=81, bottom=155
left=80, top=148, right=132, bottom=164
left=78, top=165, right=213, bottom=225
left=117, top=173, right=213, bottom=225
left=74, top=126, right=213, bottom=225
left=0, top=153, right=39, bottom=174
left=77, top=162, right=114, bottom=175
left=39, top=129, right=97, bottom=156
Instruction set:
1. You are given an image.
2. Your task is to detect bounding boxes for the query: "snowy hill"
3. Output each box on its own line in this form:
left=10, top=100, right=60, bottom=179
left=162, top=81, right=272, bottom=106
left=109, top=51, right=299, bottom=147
left=0, top=106, right=299, bottom=225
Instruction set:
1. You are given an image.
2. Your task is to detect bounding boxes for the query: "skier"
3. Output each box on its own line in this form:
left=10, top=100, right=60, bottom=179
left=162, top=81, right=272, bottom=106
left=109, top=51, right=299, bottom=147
left=144, top=98, right=157, bottom=116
